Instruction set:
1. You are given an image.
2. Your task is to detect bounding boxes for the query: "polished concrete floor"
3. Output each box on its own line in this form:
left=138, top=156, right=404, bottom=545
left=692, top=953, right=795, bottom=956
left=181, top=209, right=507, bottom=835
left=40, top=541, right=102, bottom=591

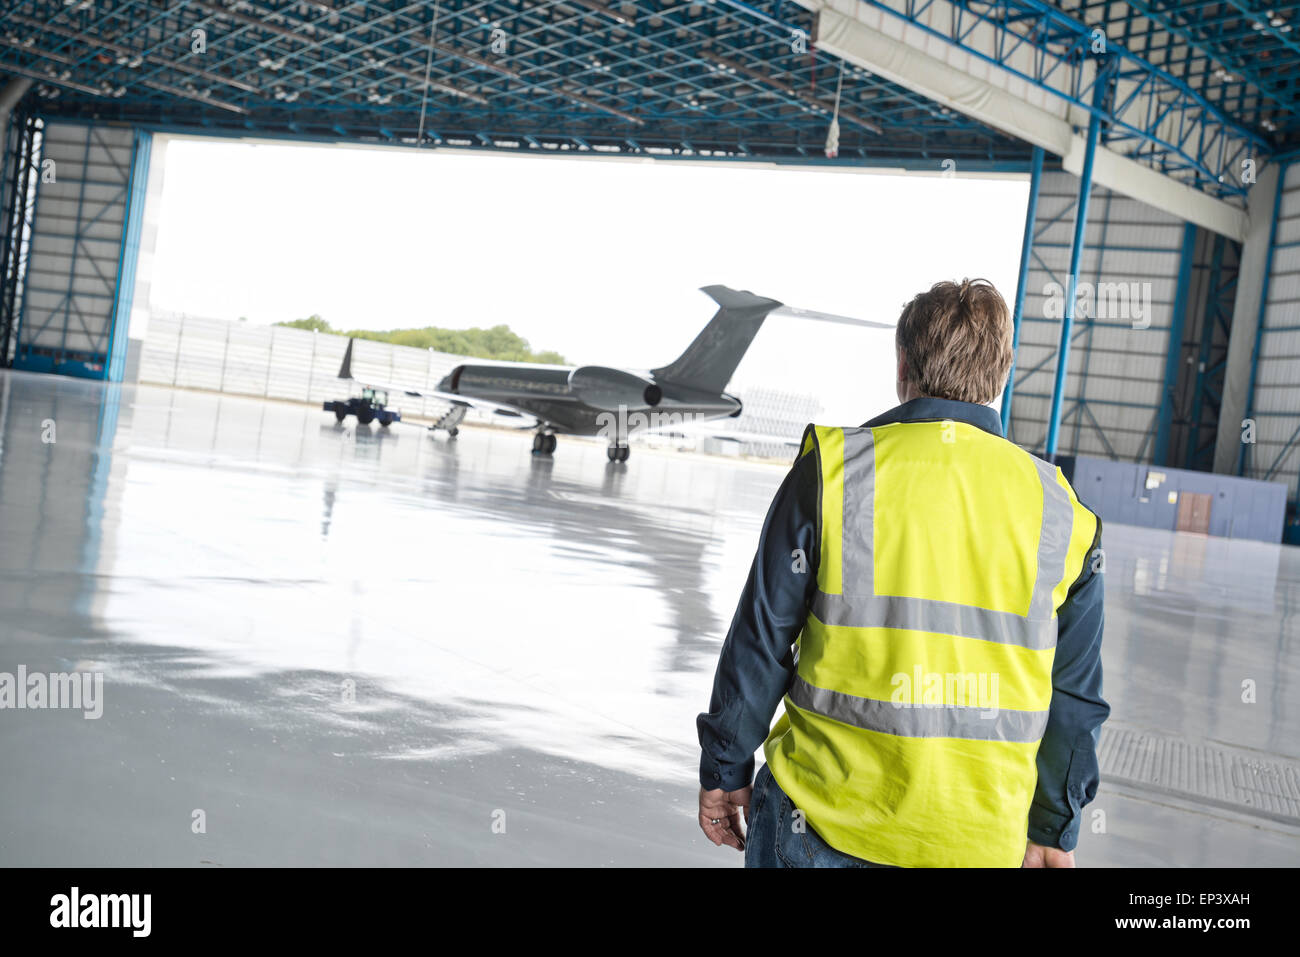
left=0, top=370, right=1296, bottom=867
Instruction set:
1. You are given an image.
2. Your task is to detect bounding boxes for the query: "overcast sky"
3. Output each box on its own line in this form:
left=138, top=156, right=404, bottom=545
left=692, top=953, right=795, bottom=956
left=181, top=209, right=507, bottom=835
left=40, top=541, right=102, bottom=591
left=148, top=137, right=1029, bottom=422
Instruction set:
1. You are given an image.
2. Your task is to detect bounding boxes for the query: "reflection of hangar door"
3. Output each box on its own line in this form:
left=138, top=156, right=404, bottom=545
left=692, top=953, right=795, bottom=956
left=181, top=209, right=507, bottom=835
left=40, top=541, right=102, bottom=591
left=1176, top=493, right=1213, bottom=534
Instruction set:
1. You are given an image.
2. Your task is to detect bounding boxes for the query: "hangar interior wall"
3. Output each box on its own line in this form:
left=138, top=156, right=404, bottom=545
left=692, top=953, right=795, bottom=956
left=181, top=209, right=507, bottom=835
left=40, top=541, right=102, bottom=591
left=1009, top=170, right=1194, bottom=463
left=14, top=122, right=149, bottom=380
left=1244, top=162, right=1300, bottom=505
left=1165, top=229, right=1240, bottom=474
left=1070, top=457, right=1287, bottom=543
left=0, top=113, right=41, bottom=368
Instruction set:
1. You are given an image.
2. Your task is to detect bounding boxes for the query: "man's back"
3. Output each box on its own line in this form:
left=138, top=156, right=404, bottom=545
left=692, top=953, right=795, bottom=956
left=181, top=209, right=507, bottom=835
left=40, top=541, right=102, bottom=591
left=697, top=280, right=1109, bottom=868
left=763, top=417, right=1097, bottom=867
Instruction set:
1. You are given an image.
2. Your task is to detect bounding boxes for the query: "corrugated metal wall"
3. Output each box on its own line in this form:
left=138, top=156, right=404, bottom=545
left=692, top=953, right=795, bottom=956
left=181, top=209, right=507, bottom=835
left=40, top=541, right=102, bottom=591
left=15, top=122, right=136, bottom=378
left=1009, top=170, right=1188, bottom=462
left=1245, top=162, right=1300, bottom=503
left=138, top=314, right=474, bottom=421
left=137, top=313, right=815, bottom=455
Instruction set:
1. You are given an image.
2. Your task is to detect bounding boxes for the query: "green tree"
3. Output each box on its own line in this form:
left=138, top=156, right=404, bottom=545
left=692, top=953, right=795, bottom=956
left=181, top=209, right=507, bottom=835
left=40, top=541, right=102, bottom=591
left=275, top=315, right=333, bottom=333
left=274, top=315, right=565, bottom=364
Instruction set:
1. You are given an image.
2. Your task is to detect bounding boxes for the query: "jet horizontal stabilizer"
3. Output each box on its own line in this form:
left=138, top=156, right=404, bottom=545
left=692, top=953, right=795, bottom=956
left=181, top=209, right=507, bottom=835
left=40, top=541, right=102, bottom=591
left=772, top=305, right=895, bottom=330
left=699, top=284, right=784, bottom=316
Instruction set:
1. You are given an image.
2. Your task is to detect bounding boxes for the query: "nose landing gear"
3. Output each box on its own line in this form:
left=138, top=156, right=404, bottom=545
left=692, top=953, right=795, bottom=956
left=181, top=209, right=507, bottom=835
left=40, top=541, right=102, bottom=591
left=532, top=431, right=557, bottom=455
left=607, top=443, right=630, bottom=463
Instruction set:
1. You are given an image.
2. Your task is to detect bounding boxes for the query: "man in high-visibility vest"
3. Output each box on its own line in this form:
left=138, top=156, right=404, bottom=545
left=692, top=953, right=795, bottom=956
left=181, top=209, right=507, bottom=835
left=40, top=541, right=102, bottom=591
left=696, top=279, right=1107, bottom=868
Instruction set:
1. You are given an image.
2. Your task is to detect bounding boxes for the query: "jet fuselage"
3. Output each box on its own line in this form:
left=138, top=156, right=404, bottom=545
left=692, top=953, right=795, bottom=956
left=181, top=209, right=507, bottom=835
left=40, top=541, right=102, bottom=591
left=437, top=362, right=742, bottom=436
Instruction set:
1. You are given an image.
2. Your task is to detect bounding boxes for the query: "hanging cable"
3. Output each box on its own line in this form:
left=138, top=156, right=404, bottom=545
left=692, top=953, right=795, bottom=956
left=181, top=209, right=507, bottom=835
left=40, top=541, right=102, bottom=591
left=417, top=2, right=442, bottom=146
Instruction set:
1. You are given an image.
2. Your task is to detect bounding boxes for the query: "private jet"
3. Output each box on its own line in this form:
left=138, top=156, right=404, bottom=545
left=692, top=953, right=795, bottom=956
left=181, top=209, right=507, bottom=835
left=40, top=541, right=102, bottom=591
left=329, top=285, right=892, bottom=462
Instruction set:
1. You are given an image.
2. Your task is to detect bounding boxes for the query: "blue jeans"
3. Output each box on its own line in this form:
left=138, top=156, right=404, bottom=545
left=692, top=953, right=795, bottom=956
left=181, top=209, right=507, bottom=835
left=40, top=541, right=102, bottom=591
left=744, top=764, right=895, bottom=868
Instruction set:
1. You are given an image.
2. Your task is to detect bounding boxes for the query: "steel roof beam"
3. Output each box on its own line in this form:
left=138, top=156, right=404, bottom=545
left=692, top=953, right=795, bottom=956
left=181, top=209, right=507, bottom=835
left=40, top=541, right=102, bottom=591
left=424, top=36, right=644, bottom=124
left=698, top=51, right=882, bottom=133
left=8, top=13, right=261, bottom=96
left=798, top=0, right=1257, bottom=233
left=187, top=0, right=485, bottom=103
left=412, top=2, right=840, bottom=135
left=472, top=0, right=893, bottom=144
left=307, top=1, right=645, bottom=124
left=1105, top=0, right=1296, bottom=116
left=469, top=4, right=752, bottom=120
left=1070, top=0, right=1300, bottom=133
left=628, top=5, right=912, bottom=135
left=0, top=35, right=248, bottom=113
left=807, top=0, right=1270, bottom=180
left=6, top=0, right=1030, bottom=164
left=0, top=57, right=107, bottom=98
left=560, top=0, right=636, bottom=26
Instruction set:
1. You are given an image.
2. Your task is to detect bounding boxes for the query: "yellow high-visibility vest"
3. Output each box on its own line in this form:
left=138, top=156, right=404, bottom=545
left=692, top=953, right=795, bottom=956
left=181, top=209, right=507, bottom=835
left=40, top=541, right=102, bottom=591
left=763, top=420, right=1098, bottom=867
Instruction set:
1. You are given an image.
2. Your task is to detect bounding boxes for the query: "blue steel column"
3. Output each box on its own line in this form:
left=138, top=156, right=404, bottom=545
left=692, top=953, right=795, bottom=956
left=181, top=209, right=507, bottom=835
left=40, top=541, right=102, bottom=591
left=1184, top=235, right=1227, bottom=470
left=105, top=129, right=151, bottom=383
left=1154, top=222, right=1198, bottom=465
left=1045, top=105, right=1104, bottom=460
left=1001, top=145, right=1044, bottom=436
left=1237, top=158, right=1291, bottom=476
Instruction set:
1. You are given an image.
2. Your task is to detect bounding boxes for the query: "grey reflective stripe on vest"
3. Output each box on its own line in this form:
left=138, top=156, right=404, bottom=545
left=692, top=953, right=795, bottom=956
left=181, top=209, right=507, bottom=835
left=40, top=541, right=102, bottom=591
left=788, top=674, right=1049, bottom=742
left=811, top=592, right=1057, bottom=651
left=840, top=428, right=876, bottom=594
left=1028, top=456, right=1074, bottom=621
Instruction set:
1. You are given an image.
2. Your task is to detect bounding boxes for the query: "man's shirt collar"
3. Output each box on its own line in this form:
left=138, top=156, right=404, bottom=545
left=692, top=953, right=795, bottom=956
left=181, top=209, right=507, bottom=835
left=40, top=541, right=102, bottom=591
left=861, top=396, right=1004, bottom=438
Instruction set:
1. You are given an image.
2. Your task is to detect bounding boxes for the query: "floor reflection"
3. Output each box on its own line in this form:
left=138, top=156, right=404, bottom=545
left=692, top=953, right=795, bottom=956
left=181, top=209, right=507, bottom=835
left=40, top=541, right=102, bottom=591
left=2, top=370, right=1297, bottom=866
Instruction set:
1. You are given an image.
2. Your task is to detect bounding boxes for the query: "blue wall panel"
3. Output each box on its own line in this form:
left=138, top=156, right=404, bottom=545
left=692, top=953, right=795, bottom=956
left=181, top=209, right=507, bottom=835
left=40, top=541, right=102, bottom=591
left=1069, top=455, right=1287, bottom=543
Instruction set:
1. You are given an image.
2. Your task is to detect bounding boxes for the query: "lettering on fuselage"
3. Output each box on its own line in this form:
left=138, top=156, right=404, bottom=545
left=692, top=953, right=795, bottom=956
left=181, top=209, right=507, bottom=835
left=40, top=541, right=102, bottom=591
left=457, top=371, right=570, bottom=396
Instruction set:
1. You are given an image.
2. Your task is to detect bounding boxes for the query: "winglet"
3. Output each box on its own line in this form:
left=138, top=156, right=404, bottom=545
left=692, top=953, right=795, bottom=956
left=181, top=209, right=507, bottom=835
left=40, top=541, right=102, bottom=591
left=338, top=338, right=354, bottom=380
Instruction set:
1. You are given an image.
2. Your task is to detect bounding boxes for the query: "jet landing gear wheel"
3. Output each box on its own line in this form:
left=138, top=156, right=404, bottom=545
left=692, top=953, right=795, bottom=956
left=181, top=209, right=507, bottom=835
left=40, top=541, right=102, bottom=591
left=532, top=432, right=556, bottom=455
left=607, top=444, right=629, bottom=463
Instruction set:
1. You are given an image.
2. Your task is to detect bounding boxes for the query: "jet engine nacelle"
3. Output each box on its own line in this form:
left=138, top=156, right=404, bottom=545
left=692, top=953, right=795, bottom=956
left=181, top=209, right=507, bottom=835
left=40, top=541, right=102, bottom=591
left=567, top=366, right=663, bottom=411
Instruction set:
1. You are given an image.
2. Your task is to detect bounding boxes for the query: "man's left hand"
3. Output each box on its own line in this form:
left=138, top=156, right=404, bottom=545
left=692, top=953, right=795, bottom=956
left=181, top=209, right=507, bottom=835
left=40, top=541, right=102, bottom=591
left=698, top=785, right=752, bottom=852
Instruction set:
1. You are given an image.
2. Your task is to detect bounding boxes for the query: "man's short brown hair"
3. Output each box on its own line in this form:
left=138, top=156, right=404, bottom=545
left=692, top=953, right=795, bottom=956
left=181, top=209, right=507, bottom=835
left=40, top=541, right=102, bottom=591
left=895, top=279, right=1013, bottom=405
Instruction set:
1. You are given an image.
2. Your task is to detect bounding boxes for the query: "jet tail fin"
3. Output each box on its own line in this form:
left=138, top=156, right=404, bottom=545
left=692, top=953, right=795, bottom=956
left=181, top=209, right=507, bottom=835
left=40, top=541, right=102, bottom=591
left=650, top=285, right=783, bottom=394
left=338, top=338, right=354, bottom=380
